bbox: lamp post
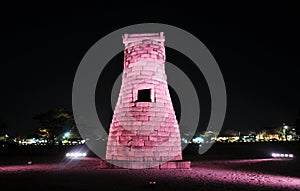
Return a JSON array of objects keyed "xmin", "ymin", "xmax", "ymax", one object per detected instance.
[{"xmin": 283, "ymin": 124, "xmax": 288, "ymax": 141}]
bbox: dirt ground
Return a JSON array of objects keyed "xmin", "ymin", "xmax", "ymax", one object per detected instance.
[
  {"xmin": 0, "ymin": 157, "xmax": 299, "ymax": 191},
  {"xmin": 0, "ymin": 143, "xmax": 299, "ymax": 191}
]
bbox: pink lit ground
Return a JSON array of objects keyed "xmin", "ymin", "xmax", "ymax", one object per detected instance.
[{"xmin": 0, "ymin": 156, "xmax": 299, "ymax": 191}]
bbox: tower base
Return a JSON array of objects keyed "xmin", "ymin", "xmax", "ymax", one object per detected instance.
[{"xmin": 99, "ymin": 160, "xmax": 191, "ymax": 169}]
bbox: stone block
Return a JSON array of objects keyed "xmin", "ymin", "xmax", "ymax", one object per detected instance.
[
  {"xmin": 143, "ymin": 65, "xmax": 157, "ymax": 71},
  {"xmin": 144, "ymin": 140, "xmax": 161, "ymax": 147},
  {"xmin": 132, "ymin": 140, "xmax": 145, "ymax": 147},
  {"xmin": 140, "ymin": 70, "xmax": 154, "ymax": 76},
  {"xmin": 131, "ymin": 162, "xmax": 146, "ymax": 169}
]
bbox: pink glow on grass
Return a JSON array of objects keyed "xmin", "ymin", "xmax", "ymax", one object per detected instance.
[
  {"xmin": 0, "ymin": 158, "xmax": 299, "ymax": 189},
  {"xmin": 219, "ymin": 158, "xmax": 289, "ymax": 164},
  {"xmin": 0, "ymin": 164, "xmax": 60, "ymax": 173},
  {"xmin": 0, "ymin": 157, "xmax": 98, "ymax": 173},
  {"xmin": 188, "ymin": 166, "xmax": 300, "ymax": 189}
]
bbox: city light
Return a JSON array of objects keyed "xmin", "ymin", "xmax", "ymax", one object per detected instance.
[
  {"xmin": 63, "ymin": 132, "xmax": 70, "ymax": 139},
  {"xmin": 192, "ymin": 137, "xmax": 205, "ymax": 144}
]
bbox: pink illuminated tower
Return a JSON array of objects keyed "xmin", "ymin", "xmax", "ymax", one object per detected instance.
[{"xmin": 106, "ymin": 33, "xmax": 189, "ymax": 169}]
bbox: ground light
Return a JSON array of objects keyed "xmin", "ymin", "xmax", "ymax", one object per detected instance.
[
  {"xmin": 271, "ymin": 153, "xmax": 294, "ymax": 158},
  {"xmin": 65, "ymin": 145, "xmax": 89, "ymax": 158},
  {"xmin": 66, "ymin": 152, "xmax": 87, "ymax": 158}
]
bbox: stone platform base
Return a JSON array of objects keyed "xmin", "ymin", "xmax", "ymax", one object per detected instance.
[
  {"xmin": 159, "ymin": 161, "xmax": 191, "ymax": 169},
  {"xmin": 99, "ymin": 160, "xmax": 191, "ymax": 169}
]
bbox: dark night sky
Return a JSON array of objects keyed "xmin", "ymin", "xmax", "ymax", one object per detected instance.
[{"xmin": 1, "ymin": 2, "xmax": 299, "ymax": 136}]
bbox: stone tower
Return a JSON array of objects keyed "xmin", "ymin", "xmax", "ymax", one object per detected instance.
[{"xmin": 106, "ymin": 32, "xmax": 184, "ymax": 169}]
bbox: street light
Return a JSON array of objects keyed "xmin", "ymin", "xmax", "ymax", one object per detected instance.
[{"xmin": 64, "ymin": 132, "xmax": 70, "ymax": 139}]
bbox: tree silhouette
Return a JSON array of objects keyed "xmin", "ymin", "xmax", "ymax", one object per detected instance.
[
  {"xmin": 0, "ymin": 118, "xmax": 8, "ymax": 136},
  {"xmin": 33, "ymin": 108, "xmax": 74, "ymax": 145},
  {"xmin": 223, "ymin": 129, "xmax": 239, "ymax": 137},
  {"xmin": 295, "ymin": 108, "xmax": 300, "ymax": 135}
]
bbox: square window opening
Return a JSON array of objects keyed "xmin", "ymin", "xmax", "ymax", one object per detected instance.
[{"xmin": 136, "ymin": 89, "xmax": 151, "ymax": 102}]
